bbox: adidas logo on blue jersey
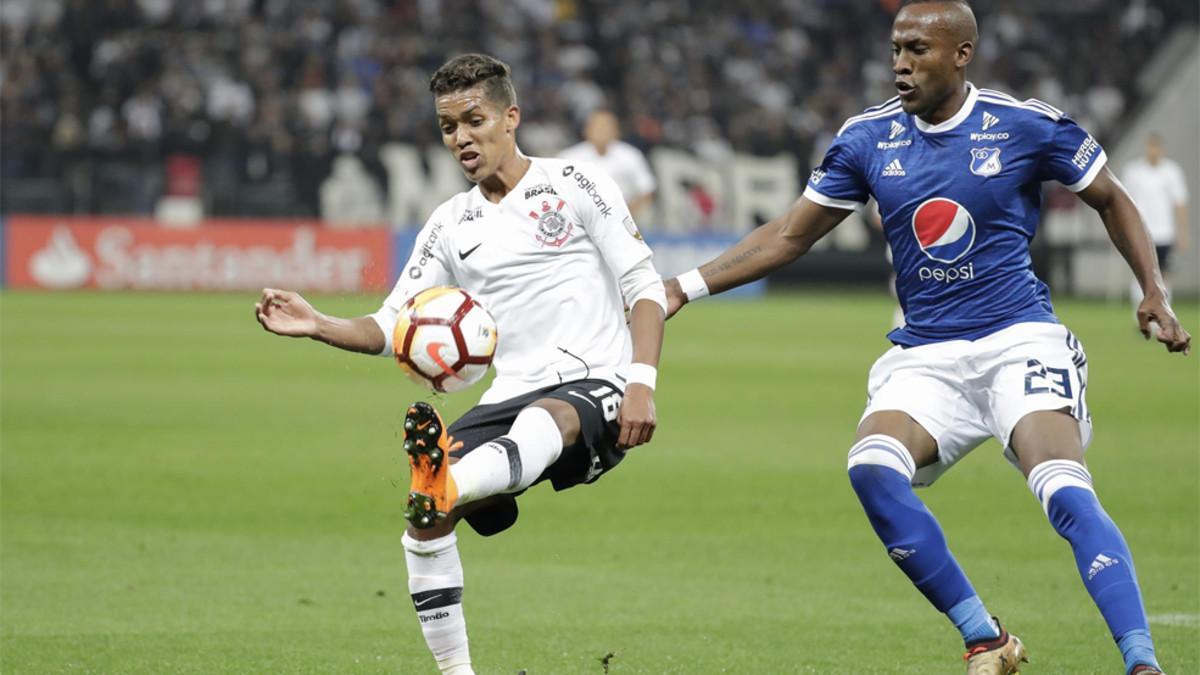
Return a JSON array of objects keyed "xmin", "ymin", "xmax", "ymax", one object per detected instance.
[{"xmin": 882, "ymin": 159, "xmax": 906, "ymax": 177}]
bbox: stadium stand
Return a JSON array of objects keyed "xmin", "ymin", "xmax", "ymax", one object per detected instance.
[{"xmin": 1, "ymin": 0, "xmax": 1197, "ymax": 217}]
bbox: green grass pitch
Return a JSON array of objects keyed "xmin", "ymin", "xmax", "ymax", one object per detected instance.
[{"xmin": 2, "ymin": 291, "xmax": 1197, "ymax": 674}]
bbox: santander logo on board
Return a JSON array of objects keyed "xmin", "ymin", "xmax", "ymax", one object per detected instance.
[
  {"xmin": 913, "ymin": 197, "xmax": 976, "ymax": 283},
  {"xmin": 30, "ymin": 227, "xmax": 93, "ymax": 289}
]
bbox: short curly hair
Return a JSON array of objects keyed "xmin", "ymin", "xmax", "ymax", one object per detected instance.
[{"xmin": 429, "ymin": 53, "xmax": 517, "ymax": 109}]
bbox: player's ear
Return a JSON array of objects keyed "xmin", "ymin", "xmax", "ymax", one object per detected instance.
[
  {"xmin": 955, "ymin": 40, "xmax": 974, "ymax": 68},
  {"xmin": 505, "ymin": 104, "xmax": 521, "ymax": 135}
]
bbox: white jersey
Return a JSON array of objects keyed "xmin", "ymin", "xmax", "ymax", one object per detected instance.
[
  {"xmin": 374, "ymin": 156, "xmax": 655, "ymax": 404},
  {"xmin": 559, "ymin": 140, "xmax": 657, "ymax": 204},
  {"xmin": 1122, "ymin": 157, "xmax": 1188, "ymax": 244}
]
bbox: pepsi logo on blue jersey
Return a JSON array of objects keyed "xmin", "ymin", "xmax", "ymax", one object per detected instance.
[
  {"xmin": 913, "ymin": 198, "xmax": 974, "ymax": 264},
  {"xmin": 803, "ymin": 83, "xmax": 1108, "ymax": 347}
]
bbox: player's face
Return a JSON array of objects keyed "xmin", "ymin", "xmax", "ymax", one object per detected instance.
[
  {"xmin": 436, "ymin": 86, "xmax": 519, "ymax": 182},
  {"xmin": 584, "ymin": 111, "xmax": 619, "ymax": 149},
  {"xmin": 891, "ymin": 7, "xmax": 973, "ymax": 118},
  {"xmin": 1146, "ymin": 137, "xmax": 1163, "ymax": 163}
]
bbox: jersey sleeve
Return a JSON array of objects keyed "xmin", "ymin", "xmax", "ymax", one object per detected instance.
[
  {"xmin": 1037, "ymin": 115, "xmax": 1107, "ymax": 192},
  {"xmin": 571, "ymin": 164, "xmax": 656, "ymax": 278},
  {"xmin": 802, "ymin": 131, "xmax": 870, "ymax": 210},
  {"xmin": 369, "ymin": 211, "xmax": 454, "ymax": 356}
]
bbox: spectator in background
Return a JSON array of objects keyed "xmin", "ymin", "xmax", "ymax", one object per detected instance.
[
  {"xmin": 559, "ymin": 108, "xmax": 656, "ymax": 223},
  {"xmin": 1122, "ymin": 132, "xmax": 1190, "ymax": 309}
]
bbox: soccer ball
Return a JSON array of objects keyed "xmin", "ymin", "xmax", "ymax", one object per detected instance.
[{"xmin": 393, "ymin": 287, "xmax": 497, "ymax": 393}]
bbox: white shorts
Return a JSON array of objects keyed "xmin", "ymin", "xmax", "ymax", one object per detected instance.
[{"xmin": 860, "ymin": 322, "xmax": 1092, "ymax": 487}]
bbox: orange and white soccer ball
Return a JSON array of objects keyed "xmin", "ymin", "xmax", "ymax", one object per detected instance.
[{"xmin": 393, "ymin": 287, "xmax": 497, "ymax": 393}]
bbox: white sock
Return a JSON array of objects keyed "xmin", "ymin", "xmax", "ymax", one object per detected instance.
[
  {"xmin": 402, "ymin": 532, "xmax": 473, "ymax": 675},
  {"xmin": 451, "ymin": 406, "xmax": 564, "ymax": 503}
]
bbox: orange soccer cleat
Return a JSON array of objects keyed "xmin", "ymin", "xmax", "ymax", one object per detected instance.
[{"xmin": 402, "ymin": 401, "xmax": 462, "ymax": 529}]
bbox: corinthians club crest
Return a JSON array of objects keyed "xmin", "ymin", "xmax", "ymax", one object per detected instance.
[
  {"xmin": 969, "ymin": 147, "xmax": 1002, "ymax": 177},
  {"xmin": 530, "ymin": 199, "xmax": 573, "ymax": 247}
]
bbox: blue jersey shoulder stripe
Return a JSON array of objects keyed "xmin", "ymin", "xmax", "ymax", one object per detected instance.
[
  {"xmin": 978, "ymin": 89, "xmax": 1064, "ymax": 120},
  {"xmin": 978, "ymin": 88, "xmax": 1018, "ymax": 102},
  {"xmin": 863, "ymin": 96, "xmax": 901, "ymax": 113},
  {"xmin": 1025, "ymin": 97, "xmax": 1065, "ymax": 117},
  {"xmin": 978, "ymin": 88, "xmax": 1064, "ymax": 115},
  {"xmin": 837, "ymin": 101, "xmax": 904, "ymax": 136},
  {"xmin": 977, "ymin": 94, "xmax": 1062, "ymax": 121}
]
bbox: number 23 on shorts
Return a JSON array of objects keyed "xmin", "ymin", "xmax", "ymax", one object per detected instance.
[{"xmin": 1024, "ymin": 358, "xmax": 1073, "ymax": 399}]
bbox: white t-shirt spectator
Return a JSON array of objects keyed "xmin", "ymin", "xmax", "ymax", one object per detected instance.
[
  {"xmin": 1122, "ymin": 158, "xmax": 1188, "ymax": 244},
  {"xmin": 559, "ymin": 140, "xmax": 656, "ymax": 207}
]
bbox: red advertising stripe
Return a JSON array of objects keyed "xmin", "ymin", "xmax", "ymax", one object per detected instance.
[{"xmin": 5, "ymin": 216, "xmax": 392, "ymax": 292}]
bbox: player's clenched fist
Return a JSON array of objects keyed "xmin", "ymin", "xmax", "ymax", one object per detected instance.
[
  {"xmin": 617, "ymin": 383, "xmax": 656, "ymax": 449},
  {"xmin": 256, "ymin": 288, "xmax": 319, "ymax": 337},
  {"xmin": 1137, "ymin": 294, "xmax": 1192, "ymax": 354}
]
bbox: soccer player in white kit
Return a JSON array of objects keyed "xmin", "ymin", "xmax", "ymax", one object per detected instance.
[
  {"xmin": 1122, "ymin": 133, "xmax": 1190, "ymax": 309},
  {"xmin": 255, "ymin": 54, "xmax": 666, "ymax": 674},
  {"xmin": 559, "ymin": 109, "xmax": 657, "ymax": 222}
]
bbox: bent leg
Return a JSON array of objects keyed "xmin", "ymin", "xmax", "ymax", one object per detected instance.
[
  {"xmin": 451, "ymin": 398, "xmax": 578, "ymax": 503},
  {"xmin": 1014, "ymin": 410, "xmax": 1160, "ymax": 674},
  {"xmin": 850, "ymin": 412, "xmax": 1000, "ymax": 645}
]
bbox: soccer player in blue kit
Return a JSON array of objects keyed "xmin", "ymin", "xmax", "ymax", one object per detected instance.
[{"xmin": 664, "ymin": 1, "xmax": 1190, "ymax": 673}]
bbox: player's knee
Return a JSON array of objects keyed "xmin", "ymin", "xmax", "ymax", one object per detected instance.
[
  {"xmin": 528, "ymin": 398, "xmax": 580, "ymax": 446},
  {"xmin": 1010, "ymin": 409, "xmax": 1083, "ymax": 473},
  {"xmin": 847, "ymin": 434, "xmax": 917, "ymax": 482}
]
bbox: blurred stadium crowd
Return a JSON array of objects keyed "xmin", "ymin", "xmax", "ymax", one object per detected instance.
[{"xmin": 1, "ymin": 0, "xmax": 1197, "ymax": 218}]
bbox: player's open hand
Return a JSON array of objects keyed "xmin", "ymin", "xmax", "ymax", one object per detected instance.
[
  {"xmin": 664, "ymin": 277, "xmax": 686, "ymax": 320},
  {"xmin": 617, "ymin": 383, "xmax": 656, "ymax": 449},
  {"xmin": 256, "ymin": 288, "xmax": 319, "ymax": 338},
  {"xmin": 1137, "ymin": 292, "xmax": 1191, "ymax": 354}
]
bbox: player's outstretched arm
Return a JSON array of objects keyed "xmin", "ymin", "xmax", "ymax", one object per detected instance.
[
  {"xmin": 255, "ymin": 288, "xmax": 387, "ymax": 355},
  {"xmin": 1078, "ymin": 170, "xmax": 1191, "ymax": 354},
  {"xmin": 665, "ymin": 198, "xmax": 850, "ymax": 317}
]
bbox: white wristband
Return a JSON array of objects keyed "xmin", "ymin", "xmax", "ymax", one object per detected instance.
[
  {"xmin": 676, "ymin": 268, "xmax": 710, "ymax": 302},
  {"xmin": 626, "ymin": 363, "xmax": 657, "ymax": 390}
]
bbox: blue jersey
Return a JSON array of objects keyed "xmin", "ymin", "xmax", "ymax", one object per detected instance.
[{"xmin": 805, "ymin": 84, "xmax": 1107, "ymax": 346}]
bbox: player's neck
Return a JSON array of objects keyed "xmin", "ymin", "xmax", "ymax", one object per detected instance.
[
  {"xmin": 921, "ymin": 81, "xmax": 970, "ymax": 126},
  {"xmin": 477, "ymin": 151, "xmax": 532, "ymax": 203}
]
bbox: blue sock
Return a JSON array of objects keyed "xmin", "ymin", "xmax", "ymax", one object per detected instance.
[
  {"xmin": 848, "ymin": 435, "xmax": 996, "ymax": 644},
  {"xmin": 1117, "ymin": 630, "xmax": 1158, "ymax": 674},
  {"xmin": 1030, "ymin": 461, "xmax": 1158, "ymax": 673},
  {"xmin": 948, "ymin": 596, "xmax": 1000, "ymax": 644}
]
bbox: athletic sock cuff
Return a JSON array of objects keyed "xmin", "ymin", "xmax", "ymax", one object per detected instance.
[
  {"xmin": 402, "ymin": 531, "xmax": 458, "ymax": 556},
  {"xmin": 848, "ymin": 434, "xmax": 917, "ymax": 480},
  {"xmin": 1027, "ymin": 459, "xmax": 1094, "ymax": 514}
]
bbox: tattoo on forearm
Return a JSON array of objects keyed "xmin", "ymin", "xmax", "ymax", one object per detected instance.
[{"xmin": 704, "ymin": 245, "xmax": 762, "ymax": 278}]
